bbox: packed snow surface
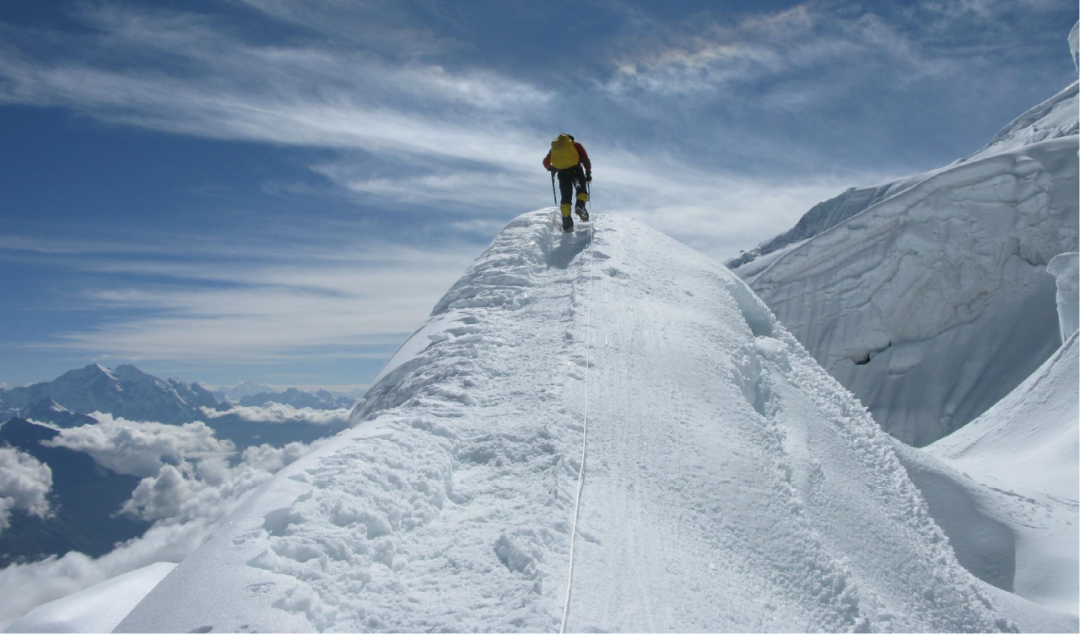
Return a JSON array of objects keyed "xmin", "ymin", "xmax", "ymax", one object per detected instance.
[
  {"xmin": 1048, "ymin": 252, "xmax": 1079, "ymax": 342},
  {"xmin": 737, "ymin": 136, "xmax": 1078, "ymax": 446},
  {"xmin": 7, "ymin": 562, "xmax": 175, "ymax": 633},
  {"xmin": 117, "ymin": 212, "xmax": 1070, "ymax": 632},
  {"xmin": 916, "ymin": 333, "xmax": 1079, "ymax": 614}
]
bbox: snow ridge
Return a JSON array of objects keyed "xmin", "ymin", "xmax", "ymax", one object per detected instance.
[
  {"xmin": 727, "ymin": 179, "xmax": 917, "ymax": 274},
  {"xmin": 968, "ymin": 81, "xmax": 1079, "ymax": 161},
  {"xmin": 560, "ymin": 255, "xmax": 592, "ymax": 634},
  {"xmin": 118, "ymin": 211, "xmax": 1040, "ymax": 632}
]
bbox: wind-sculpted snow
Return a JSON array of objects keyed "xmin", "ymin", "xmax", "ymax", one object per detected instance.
[
  {"xmin": 732, "ymin": 52, "xmax": 1080, "ymax": 448},
  {"xmin": 731, "ymin": 71, "xmax": 1079, "ymax": 278},
  {"xmin": 740, "ymin": 137, "xmax": 1079, "ymax": 446},
  {"xmin": 967, "ymin": 81, "xmax": 1079, "ymax": 162},
  {"xmin": 8, "ymin": 562, "xmax": 176, "ymax": 634},
  {"xmin": 921, "ymin": 334, "xmax": 1079, "ymax": 615},
  {"xmin": 114, "ymin": 211, "xmax": 1070, "ymax": 632},
  {"xmin": 1048, "ymin": 252, "xmax": 1079, "ymax": 342},
  {"xmin": 727, "ymin": 179, "xmax": 917, "ymax": 274}
]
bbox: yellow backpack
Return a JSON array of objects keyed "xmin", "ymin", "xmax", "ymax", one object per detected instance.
[{"xmin": 549, "ymin": 134, "xmax": 580, "ymax": 170}]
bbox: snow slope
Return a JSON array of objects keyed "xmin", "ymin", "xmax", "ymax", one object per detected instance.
[
  {"xmin": 736, "ymin": 135, "xmax": 1078, "ymax": 447},
  {"xmin": 965, "ymin": 81, "xmax": 1079, "ymax": 162},
  {"xmin": 892, "ymin": 435, "xmax": 1079, "ymax": 618},
  {"xmin": 7, "ymin": 562, "xmax": 175, "ymax": 633},
  {"xmin": 730, "ymin": 74, "xmax": 1079, "ymax": 279},
  {"xmin": 934, "ymin": 334, "xmax": 1080, "ymax": 614},
  {"xmin": 730, "ymin": 36, "xmax": 1079, "ymax": 446},
  {"xmin": 927, "ymin": 333, "xmax": 1078, "ymax": 503},
  {"xmin": 727, "ymin": 179, "xmax": 918, "ymax": 274},
  {"xmin": 116, "ymin": 211, "xmax": 1071, "ymax": 632}
]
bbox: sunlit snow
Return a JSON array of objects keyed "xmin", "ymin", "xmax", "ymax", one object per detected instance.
[
  {"xmin": 1048, "ymin": 252, "xmax": 1079, "ymax": 343},
  {"xmin": 924, "ymin": 334, "xmax": 1079, "ymax": 614},
  {"xmin": 7, "ymin": 562, "xmax": 176, "ymax": 633},
  {"xmin": 115, "ymin": 212, "xmax": 1073, "ymax": 632},
  {"xmin": 736, "ymin": 134, "xmax": 1078, "ymax": 447}
]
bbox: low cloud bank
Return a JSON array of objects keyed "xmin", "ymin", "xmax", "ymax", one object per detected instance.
[
  {"xmin": 200, "ymin": 403, "xmax": 352, "ymax": 426},
  {"xmin": 43, "ymin": 415, "xmax": 234, "ymax": 478},
  {"xmin": 0, "ymin": 417, "xmax": 330, "ymax": 629},
  {"xmin": 120, "ymin": 442, "xmax": 318, "ymax": 522},
  {"xmin": 0, "ymin": 447, "xmax": 53, "ymax": 532}
]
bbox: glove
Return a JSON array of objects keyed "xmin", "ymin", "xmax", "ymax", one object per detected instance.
[
  {"xmin": 549, "ymin": 167, "xmax": 558, "ymax": 175},
  {"xmin": 585, "ymin": 174, "xmax": 593, "ymax": 182}
]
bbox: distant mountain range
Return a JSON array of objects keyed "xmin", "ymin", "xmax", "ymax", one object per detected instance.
[
  {"xmin": 0, "ymin": 364, "xmax": 216, "ymax": 425},
  {"xmin": 237, "ymin": 388, "xmax": 355, "ymax": 410},
  {"xmin": 0, "ymin": 365, "xmax": 363, "ymax": 426},
  {"xmin": 0, "ymin": 364, "xmax": 357, "ymax": 568},
  {"xmin": 210, "ymin": 381, "xmax": 276, "ymax": 404}
]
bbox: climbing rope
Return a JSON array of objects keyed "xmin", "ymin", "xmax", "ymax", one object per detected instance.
[{"xmin": 560, "ymin": 218, "xmax": 595, "ymax": 633}]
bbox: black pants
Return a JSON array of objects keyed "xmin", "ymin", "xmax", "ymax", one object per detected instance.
[{"xmin": 557, "ymin": 165, "xmax": 587, "ymax": 205}]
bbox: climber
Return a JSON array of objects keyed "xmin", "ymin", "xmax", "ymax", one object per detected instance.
[{"xmin": 543, "ymin": 133, "xmax": 592, "ymax": 232}]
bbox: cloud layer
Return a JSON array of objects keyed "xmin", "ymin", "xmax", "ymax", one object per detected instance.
[
  {"xmin": 0, "ymin": 447, "xmax": 53, "ymax": 533},
  {"xmin": 201, "ymin": 404, "xmax": 352, "ymax": 426},
  {"xmin": 43, "ymin": 416, "xmax": 234, "ymax": 478},
  {"xmin": 0, "ymin": 415, "xmax": 331, "ymax": 629}
]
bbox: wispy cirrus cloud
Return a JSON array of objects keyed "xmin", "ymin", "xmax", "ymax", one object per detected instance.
[
  {"xmin": 2, "ymin": 231, "xmax": 478, "ymax": 362},
  {"xmin": 231, "ymin": 0, "xmax": 462, "ymax": 57},
  {"xmin": 2, "ymin": 0, "xmax": 1068, "ymax": 388},
  {"xmin": 0, "ymin": 1, "xmax": 881, "ymax": 251},
  {"xmin": 601, "ymin": 0, "xmax": 1067, "ymax": 104}
]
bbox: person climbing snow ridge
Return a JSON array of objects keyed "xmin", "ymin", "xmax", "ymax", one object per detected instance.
[{"xmin": 543, "ymin": 133, "xmax": 592, "ymax": 232}]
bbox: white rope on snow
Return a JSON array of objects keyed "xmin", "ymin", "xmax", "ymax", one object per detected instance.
[{"xmin": 560, "ymin": 217, "xmax": 595, "ymax": 634}]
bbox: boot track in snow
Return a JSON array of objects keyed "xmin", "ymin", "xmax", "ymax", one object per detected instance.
[{"xmin": 115, "ymin": 210, "xmax": 1075, "ymax": 633}]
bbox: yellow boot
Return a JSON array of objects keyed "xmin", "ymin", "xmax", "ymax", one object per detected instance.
[
  {"xmin": 575, "ymin": 192, "xmax": 590, "ymax": 221},
  {"xmin": 560, "ymin": 204, "xmax": 574, "ymax": 232}
]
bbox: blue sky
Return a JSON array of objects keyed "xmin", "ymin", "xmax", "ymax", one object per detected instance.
[{"xmin": 0, "ymin": 0, "xmax": 1075, "ymax": 390}]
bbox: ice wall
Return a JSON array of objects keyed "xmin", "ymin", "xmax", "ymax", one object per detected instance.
[
  {"xmin": 742, "ymin": 137, "xmax": 1078, "ymax": 446},
  {"xmin": 1048, "ymin": 252, "xmax": 1079, "ymax": 343}
]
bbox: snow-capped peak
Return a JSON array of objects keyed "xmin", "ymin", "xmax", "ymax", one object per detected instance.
[
  {"xmin": 92, "ymin": 362, "xmax": 115, "ymax": 377},
  {"xmin": 0, "ymin": 364, "xmax": 219, "ymax": 424}
]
